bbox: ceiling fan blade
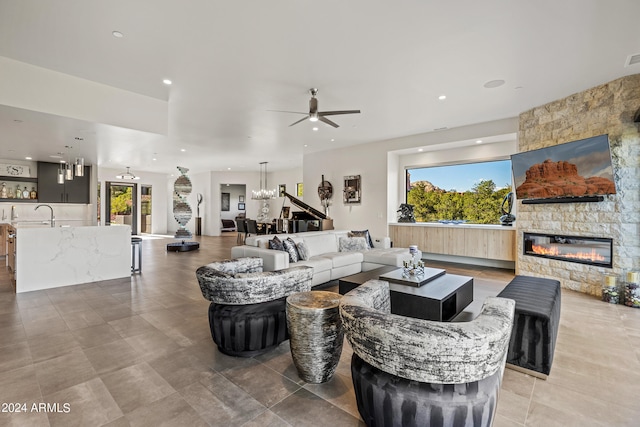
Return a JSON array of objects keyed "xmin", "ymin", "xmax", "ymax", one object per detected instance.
[
  {"xmin": 268, "ymin": 110, "xmax": 308, "ymax": 115},
  {"xmin": 319, "ymin": 110, "xmax": 361, "ymax": 117},
  {"xmin": 318, "ymin": 116, "xmax": 339, "ymax": 128},
  {"xmin": 289, "ymin": 116, "xmax": 310, "ymax": 127}
]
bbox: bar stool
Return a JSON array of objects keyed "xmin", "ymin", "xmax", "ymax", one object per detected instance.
[{"xmin": 131, "ymin": 236, "xmax": 142, "ymax": 274}]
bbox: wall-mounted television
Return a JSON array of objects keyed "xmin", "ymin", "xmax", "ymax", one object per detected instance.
[{"xmin": 511, "ymin": 134, "xmax": 616, "ymax": 203}]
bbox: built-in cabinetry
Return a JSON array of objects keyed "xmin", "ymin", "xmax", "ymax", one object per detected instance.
[
  {"xmin": 0, "ymin": 223, "xmax": 6, "ymax": 257},
  {"xmin": 389, "ymin": 223, "xmax": 516, "ymax": 262},
  {"xmin": 37, "ymin": 162, "xmax": 90, "ymax": 204}
]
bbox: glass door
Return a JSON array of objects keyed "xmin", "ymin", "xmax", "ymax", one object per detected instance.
[
  {"xmin": 141, "ymin": 185, "xmax": 152, "ymax": 234},
  {"xmin": 105, "ymin": 182, "xmax": 138, "ymax": 234}
]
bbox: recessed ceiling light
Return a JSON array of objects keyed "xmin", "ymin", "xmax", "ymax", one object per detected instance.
[
  {"xmin": 418, "ymin": 149, "xmax": 423, "ymax": 152},
  {"xmin": 304, "ymin": 144, "xmax": 308, "ymax": 147},
  {"xmin": 112, "ymin": 31, "xmax": 123, "ymax": 38},
  {"xmin": 227, "ymin": 168, "xmax": 231, "ymax": 170},
  {"xmin": 330, "ymin": 139, "xmax": 335, "ymax": 142},
  {"xmin": 25, "ymin": 156, "xmax": 32, "ymax": 160},
  {"xmin": 476, "ymin": 140, "xmax": 483, "ymax": 144},
  {"xmin": 312, "ymin": 127, "xmax": 319, "ymax": 131},
  {"xmin": 483, "ymin": 80, "xmax": 505, "ymax": 89},
  {"xmin": 438, "ymin": 95, "xmax": 447, "ymax": 100},
  {"xmin": 152, "ymin": 158, "xmax": 157, "ymax": 161},
  {"xmin": 180, "ymin": 148, "xmax": 186, "ymax": 152},
  {"xmin": 163, "ymin": 79, "xmax": 172, "ymax": 85}
]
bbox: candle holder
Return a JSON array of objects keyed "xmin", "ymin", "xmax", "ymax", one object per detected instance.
[
  {"xmin": 601, "ymin": 274, "xmax": 620, "ymax": 304},
  {"xmin": 402, "ymin": 259, "xmax": 425, "ymax": 277},
  {"xmin": 623, "ymin": 271, "xmax": 640, "ymax": 308}
]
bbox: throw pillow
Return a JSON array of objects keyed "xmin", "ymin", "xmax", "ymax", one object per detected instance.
[
  {"xmin": 268, "ymin": 236, "xmax": 285, "ymax": 251},
  {"xmin": 296, "ymin": 241, "xmax": 310, "ymax": 261},
  {"xmin": 349, "ymin": 230, "xmax": 374, "ymax": 249},
  {"xmin": 282, "ymin": 237, "xmax": 300, "ymax": 263},
  {"xmin": 339, "ymin": 236, "xmax": 368, "ymax": 252}
]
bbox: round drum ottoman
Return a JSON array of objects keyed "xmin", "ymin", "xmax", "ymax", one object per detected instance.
[
  {"xmin": 208, "ymin": 296, "xmax": 289, "ymax": 357},
  {"xmin": 351, "ymin": 353, "xmax": 502, "ymax": 427}
]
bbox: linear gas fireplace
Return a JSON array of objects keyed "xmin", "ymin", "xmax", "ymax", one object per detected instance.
[{"xmin": 523, "ymin": 232, "xmax": 613, "ymax": 268}]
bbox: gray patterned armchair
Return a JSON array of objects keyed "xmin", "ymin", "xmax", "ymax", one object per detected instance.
[
  {"xmin": 196, "ymin": 257, "xmax": 313, "ymax": 357},
  {"xmin": 339, "ymin": 280, "xmax": 515, "ymax": 427}
]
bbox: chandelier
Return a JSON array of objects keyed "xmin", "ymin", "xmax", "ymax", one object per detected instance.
[{"xmin": 252, "ymin": 162, "xmax": 276, "ymax": 200}]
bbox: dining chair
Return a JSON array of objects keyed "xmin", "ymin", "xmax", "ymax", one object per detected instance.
[{"xmin": 236, "ymin": 219, "xmax": 246, "ymax": 244}]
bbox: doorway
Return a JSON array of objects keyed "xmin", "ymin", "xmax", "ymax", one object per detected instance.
[
  {"xmin": 105, "ymin": 182, "xmax": 138, "ymax": 234},
  {"xmin": 141, "ymin": 185, "xmax": 152, "ymax": 234}
]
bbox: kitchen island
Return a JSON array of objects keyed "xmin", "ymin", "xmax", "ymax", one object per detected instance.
[{"xmin": 15, "ymin": 225, "xmax": 131, "ymax": 293}]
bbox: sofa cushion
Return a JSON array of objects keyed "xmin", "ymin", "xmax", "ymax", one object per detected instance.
[
  {"xmin": 362, "ymin": 248, "xmax": 417, "ymax": 267},
  {"xmin": 292, "ymin": 256, "xmax": 333, "ymax": 273},
  {"xmin": 339, "ymin": 236, "xmax": 369, "ymax": 252},
  {"xmin": 303, "ymin": 233, "xmax": 339, "ymax": 258},
  {"xmin": 282, "ymin": 238, "xmax": 300, "ymax": 263},
  {"xmin": 320, "ymin": 251, "xmax": 364, "ymax": 268},
  {"xmin": 349, "ymin": 230, "xmax": 374, "ymax": 248}
]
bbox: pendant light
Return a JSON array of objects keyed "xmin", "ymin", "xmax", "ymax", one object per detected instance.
[
  {"xmin": 57, "ymin": 162, "xmax": 65, "ymax": 184},
  {"xmin": 74, "ymin": 157, "xmax": 85, "ymax": 177},
  {"xmin": 73, "ymin": 137, "xmax": 85, "ymax": 177},
  {"xmin": 116, "ymin": 167, "xmax": 140, "ymax": 180},
  {"xmin": 64, "ymin": 145, "xmax": 73, "ymax": 181}
]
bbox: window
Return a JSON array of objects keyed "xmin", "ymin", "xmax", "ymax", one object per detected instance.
[{"xmin": 406, "ymin": 159, "xmax": 512, "ymax": 224}]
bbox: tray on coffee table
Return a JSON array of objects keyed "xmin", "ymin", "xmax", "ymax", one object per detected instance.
[{"xmin": 379, "ymin": 267, "xmax": 446, "ymax": 288}]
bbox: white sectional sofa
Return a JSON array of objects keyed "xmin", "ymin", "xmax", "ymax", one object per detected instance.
[{"xmin": 231, "ymin": 230, "xmax": 422, "ymax": 287}]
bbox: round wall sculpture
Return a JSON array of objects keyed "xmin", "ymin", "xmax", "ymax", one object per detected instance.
[{"xmin": 173, "ymin": 166, "xmax": 193, "ymax": 238}]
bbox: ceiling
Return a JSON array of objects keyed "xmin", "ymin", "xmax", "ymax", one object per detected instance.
[{"xmin": 0, "ymin": 0, "xmax": 639, "ymax": 175}]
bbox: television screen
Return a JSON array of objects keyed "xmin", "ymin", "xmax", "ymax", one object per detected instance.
[{"xmin": 511, "ymin": 134, "xmax": 616, "ymax": 200}]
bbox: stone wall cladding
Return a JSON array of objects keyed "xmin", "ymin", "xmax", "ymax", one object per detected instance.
[{"xmin": 517, "ymin": 74, "xmax": 640, "ymax": 297}]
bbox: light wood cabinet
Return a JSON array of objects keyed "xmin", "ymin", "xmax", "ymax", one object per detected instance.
[
  {"xmin": 389, "ymin": 224, "xmax": 516, "ymax": 262},
  {"xmin": 0, "ymin": 224, "xmax": 6, "ymax": 257}
]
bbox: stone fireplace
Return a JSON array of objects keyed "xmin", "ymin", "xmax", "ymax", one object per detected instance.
[
  {"xmin": 523, "ymin": 232, "xmax": 613, "ymax": 269},
  {"xmin": 516, "ymin": 74, "xmax": 640, "ymax": 296}
]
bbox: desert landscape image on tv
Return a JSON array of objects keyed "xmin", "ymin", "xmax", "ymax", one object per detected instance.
[{"xmin": 512, "ymin": 134, "xmax": 616, "ymax": 200}]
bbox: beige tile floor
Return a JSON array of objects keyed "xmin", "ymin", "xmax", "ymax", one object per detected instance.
[{"xmin": 0, "ymin": 233, "xmax": 639, "ymax": 426}]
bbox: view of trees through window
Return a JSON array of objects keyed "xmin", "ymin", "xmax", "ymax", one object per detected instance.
[{"xmin": 406, "ymin": 160, "xmax": 512, "ymax": 224}]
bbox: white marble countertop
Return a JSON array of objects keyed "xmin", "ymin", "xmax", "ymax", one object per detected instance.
[{"xmin": 15, "ymin": 225, "xmax": 131, "ymax": 293}]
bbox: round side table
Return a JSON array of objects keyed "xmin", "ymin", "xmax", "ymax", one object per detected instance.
[{"xmin": 286, "ymin": 291, "xmax": 343, "ymax": 383}]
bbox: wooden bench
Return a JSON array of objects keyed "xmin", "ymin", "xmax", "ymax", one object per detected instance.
[{"xmin": 497, "ymin": 275, "xmax": 561, "ymax": 379}]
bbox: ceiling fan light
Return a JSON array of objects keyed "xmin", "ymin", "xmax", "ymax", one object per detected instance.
[{"xmin": 309, "ymin": 116, "xmax": 319, "ymax": 122}]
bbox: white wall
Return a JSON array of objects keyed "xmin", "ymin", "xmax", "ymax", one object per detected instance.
[
  {"xmin": 98, "ymin": 167, "xmax": 169, "ymax": 235},
  {"xmin": 303, "ymin": 118, "xmax": 518, "ymax": 238}
]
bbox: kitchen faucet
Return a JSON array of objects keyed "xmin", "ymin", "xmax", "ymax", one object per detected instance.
[{"xmin": 35, "ymin": 204, "xmax": 55, "ymax": 227}]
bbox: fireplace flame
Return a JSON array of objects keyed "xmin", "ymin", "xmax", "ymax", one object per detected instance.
[{"xmin": 531, "ymin": 244, "xmax": 606, "ymax": 262}]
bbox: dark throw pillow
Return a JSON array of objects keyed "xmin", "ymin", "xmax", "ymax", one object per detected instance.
[
  {"xmin": 283, "ymin": 237, "xmax": 300, "ymax": 263},
  {"xmin": 268, "ymin": 236, "xmax": 285, "ymax": 251}
]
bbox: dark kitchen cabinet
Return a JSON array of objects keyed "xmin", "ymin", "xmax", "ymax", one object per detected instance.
[{"xmin": 37, "ymin": 162, "xmax": 90, "ymax": 204}]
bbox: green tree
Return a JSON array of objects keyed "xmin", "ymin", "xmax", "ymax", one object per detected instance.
[{"xmin": 111, "ymin": 187, "xmax": 132, "ymax": 215}]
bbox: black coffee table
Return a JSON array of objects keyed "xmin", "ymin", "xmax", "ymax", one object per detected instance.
[{"xmin": 338, "ymin": 266, "xmax": 473, "ymax": 322}]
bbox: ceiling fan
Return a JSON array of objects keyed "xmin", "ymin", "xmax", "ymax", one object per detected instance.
[{"xmin": 276, "ymin": 88, "xmax": 360, "ymax": 128}]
